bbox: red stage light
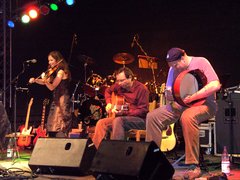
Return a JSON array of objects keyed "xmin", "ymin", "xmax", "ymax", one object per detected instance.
[
  {"xmin": 40, "ymin": 5, "xmax": 50, "ymax": 15},
  {"xmin": 27, "ymin": 6, "xmax": 39, "ymax": 19}
]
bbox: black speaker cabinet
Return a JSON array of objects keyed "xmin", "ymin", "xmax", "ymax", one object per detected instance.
[
  {"xmin": 28, "ymin": 138, "xmax": 96, "ymax": 175},
  {"xmin": 90, "ymin": 140, "xmax": 174, "ymax": 180},
  {"xmin": 216, "ymin": 93, "xmax": 240, "ymax": 154}
]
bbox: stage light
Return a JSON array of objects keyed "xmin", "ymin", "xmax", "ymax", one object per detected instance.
[
  {"xmin": 50, "ymin": 3, "xmax": 59, "ymax": 11},
  {"xmin": 40, "ymin": 4, "xmax": 50, "ymax": 15},
  {"xmin": 21, "ymin": 14, "xmax": 30, "ymax": 24},
  {"xmin": 28, "ymin": 8, "xmax": 39, "ymax": 19},
  {"xmin": 66, "ymin": 0, "xmax": 75, "ymax": 6},
  {"xmin": 7, "ymin": 20, "xmax": 15, "ymax": 28}
]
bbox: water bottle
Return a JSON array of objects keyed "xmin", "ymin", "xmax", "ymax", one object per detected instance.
[
  {"xmin": 221, "ymin": 146, "xmax": 230, "ymax": 175},
  {"xmin": 6, "ymin": 138, "xmax": 14, "ymax": 159}
]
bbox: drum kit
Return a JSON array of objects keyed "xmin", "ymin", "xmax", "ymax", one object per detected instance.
[{"xmin": 72, "ymin": 52, "xmax": 135, "ymax": 126}]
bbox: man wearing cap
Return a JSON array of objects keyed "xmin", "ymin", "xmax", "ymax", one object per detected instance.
[{"xmin": 146, "ymin": 47, "xmax": 221, "ymax": 179}]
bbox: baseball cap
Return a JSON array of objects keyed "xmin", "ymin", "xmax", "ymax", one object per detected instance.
[{"xmin": 166, "ymin": 48, "xmax": 185, "ymax": 62}]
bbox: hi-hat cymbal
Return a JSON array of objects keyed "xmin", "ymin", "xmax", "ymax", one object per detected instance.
[
  {"xmin": 78, "ymin": 54, "xmax": 94, "ymax": 64},
  {"xmin": 113, "ymin": 52, "xmax": 134, "ymax": 65}
]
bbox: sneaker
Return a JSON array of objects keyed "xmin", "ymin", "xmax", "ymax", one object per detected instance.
[{"xmin": 183, "ymin": 165, "xmax": 201, "ymax": 180}]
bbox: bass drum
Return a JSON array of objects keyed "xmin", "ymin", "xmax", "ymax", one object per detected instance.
[{"xmin": 79, "ymin": 98, "xmax": 106, "ymax": 126}]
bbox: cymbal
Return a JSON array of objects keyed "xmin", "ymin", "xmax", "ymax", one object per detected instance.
[
  {"xmin": 113, "ymin": 52, "xmax": 134, "ymax": 65},
  {"xmin": 78, "ymin": 54, "xmax": 94, "ymax": 64}
]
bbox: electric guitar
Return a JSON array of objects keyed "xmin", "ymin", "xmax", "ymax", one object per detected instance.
[
  {"xmin": 108, "ymin": 93, "xmax": 129, "ymax": 118},
  {"xmin": 159, "ymin": 83, "xmax": 177, "ymax": 152},
  {"xmin": 17, "ymin": 98, "xmax": 33, "ymax": 147},
  {"xmin": 33, "ymin": 98, "xmax": 49, "ymax": 145}
]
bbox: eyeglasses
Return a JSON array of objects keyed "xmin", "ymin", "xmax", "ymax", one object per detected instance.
[{"xmin": 116, "ymin": 78, "xmax": 127, "ymax": 83}]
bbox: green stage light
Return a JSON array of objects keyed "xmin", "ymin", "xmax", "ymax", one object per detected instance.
[{"xmin": 50, "ymin": 3, "xmax": 58, "ymax": 11}]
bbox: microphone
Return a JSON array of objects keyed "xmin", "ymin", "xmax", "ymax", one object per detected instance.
[
  {"xmin": 131, "ymin": 34, "xmax": 137, "ymax": 48},
  {"xmin": 25, "ymin": 59, "xmax": 37, "ymax": 63}
]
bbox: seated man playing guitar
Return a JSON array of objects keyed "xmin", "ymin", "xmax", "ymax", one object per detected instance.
[{"xmin": 92, "ymin": 67, "xmax": 149, "ymax": 149}]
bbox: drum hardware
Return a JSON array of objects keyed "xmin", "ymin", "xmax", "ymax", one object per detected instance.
[
  {"xmin": 71, "ymin": 80, "xmax": 82, "ymax": 112},
  {"xmin": 77, "ymin": 54, "xmax": 94, "ymax": 83},
  {"xmin": 79, "ymin": 98, "xmax": 106, "ymax": 126},
  {"xmin": 113, "ymin": 52, "xmax": 134, "ymax": 67},
  {"xmin": 103, "ymin": 74, "xmax": 116, "ymax": 87}
]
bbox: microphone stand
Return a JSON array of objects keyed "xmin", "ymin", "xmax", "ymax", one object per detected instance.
[
  {"xmin": 71, "ymin": 80, "xmax": 81, "ymax": 113},
  {"xmin": 10, "ymin": 62, "xmax": 28, "ymax": 159},
  {"xmin": 134, "ymin": 36, "xmax": 158, "ymax": 94},
  {"xmin": 84, "ymin": 62, "xmax": 88, "ymax": 84}
]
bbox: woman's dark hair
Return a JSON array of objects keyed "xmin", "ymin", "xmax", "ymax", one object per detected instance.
[{"xmin": 48, "ymin": 51, "xmax": 71, "ymax": 80}]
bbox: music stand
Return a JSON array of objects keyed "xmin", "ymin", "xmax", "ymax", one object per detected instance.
[{"xmin": 138, "ymin": 55, "xmax": 158, "ymax": 69}]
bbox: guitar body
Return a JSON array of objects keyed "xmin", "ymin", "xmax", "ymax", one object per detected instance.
[
  {"xmin": 17, "ymin": 126, "xmax": 33, "ymax": 147},
  {"xmin": 17, "ymin": 98, "xmax": 34, "ymax": 147},
  {"xmin": 160, "ymin": 124, "xmax": 176, "ymax": 152},
  {"xmin": 33, "ymin": 98, "xmax": 49, "ymax": 145},
  {"xmin": 108, "ymin": 93, "xmax": 127, "ymax": 118},
  {"xmin": 158, "ymin": 83, "xmax": 177, "ymax": 152},
  {"xmin": 33, "ymin": 128, "xmax": 46, "ymax": 145}
]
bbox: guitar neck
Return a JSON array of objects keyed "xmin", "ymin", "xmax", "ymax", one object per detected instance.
[
  {"xmin": 25, "ymin": 98, "xmax": 33, "ymax": 130},
  {"xmin": 41, "ymin": 106, "xmax": 46, "ymax": 130}
]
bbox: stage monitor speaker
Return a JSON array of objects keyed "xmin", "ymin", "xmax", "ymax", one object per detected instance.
[
  {"xmin": 90, "ymin": 140, "xmax": 174, "ymax": 180},
  {"xmin": 28, "ymin": 138, "xmax": 96, "ymax": 175},
  {"xmin": 216, "ymin": 93, "xmax": 240, "ymax": 154}
]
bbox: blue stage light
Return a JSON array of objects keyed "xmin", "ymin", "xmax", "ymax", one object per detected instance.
[
  {"xmin": 7, "ymin": 20, "xmax": 15, "ymax": 28},
  {"xmin": 66, "ymin": 0, "xmax": 75, "ymax": 6}
]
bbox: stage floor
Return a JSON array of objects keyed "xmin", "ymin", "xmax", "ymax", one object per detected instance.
[{"xmin": 0, "ymin": 147, "xmax": 240, "ymax": 179}]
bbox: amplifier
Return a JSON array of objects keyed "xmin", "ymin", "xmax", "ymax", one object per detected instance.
[{"xmin": 215, "ymin": 93, "xmax": 240, "ymax": 155}]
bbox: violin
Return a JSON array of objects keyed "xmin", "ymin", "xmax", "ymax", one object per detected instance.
[
  {"xmin": 42, "ymin": 65, "xmax": 58, "ymax": 79},
  {"xmin": 30, "ymin": 59, "xmax": 63, "ymax": 83}
]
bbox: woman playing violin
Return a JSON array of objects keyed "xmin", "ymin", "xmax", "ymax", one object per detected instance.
[{"xmin": 29, "ymin": 51, "xmax": 72, "ymax": 137}]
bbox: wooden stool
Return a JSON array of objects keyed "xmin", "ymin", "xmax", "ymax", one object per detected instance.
[
  {"xmin": 126, "ymin": 100, "xmax": 157, "ymax": 141},
  {"xmin": 127, "ymin": 129, "xmax": 146, "ymax": 141}
]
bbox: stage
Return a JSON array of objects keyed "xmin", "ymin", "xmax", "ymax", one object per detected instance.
[{"xmin": 0, "ymin": 145, "xmax": 240, "ymax": 180}]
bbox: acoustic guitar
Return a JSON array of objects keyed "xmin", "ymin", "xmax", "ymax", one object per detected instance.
[
  {"xmin": 33, "ymin": 98, "xmax": 49, "ymax": 145},
  {"xmin": 108, "ymin": 93, "xmax": 129, "ymax": 118},
  {"xmin": 17, "ymin": 98, "xmax": 33, "ymax": 147},
  {"xmin": 159, "ymin": 83, "xmax": 177, "ymax": 152}
]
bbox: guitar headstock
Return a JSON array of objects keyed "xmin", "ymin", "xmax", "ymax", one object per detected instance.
[
  {"xmin": 159, "ymin": 83, "xmax": 166, "ymax": 94},
  {"xmin": 29, "ymin": 98, "xmax": 34, "ymax": 107},
  {"xmin": 43, "ymin": 98, "xmax": 50, "ymax": 106}
]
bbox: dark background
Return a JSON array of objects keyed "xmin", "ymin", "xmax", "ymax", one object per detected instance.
[{"xmin": 10, "ymin": 0, "xmax": 240, "ymax": 125}]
